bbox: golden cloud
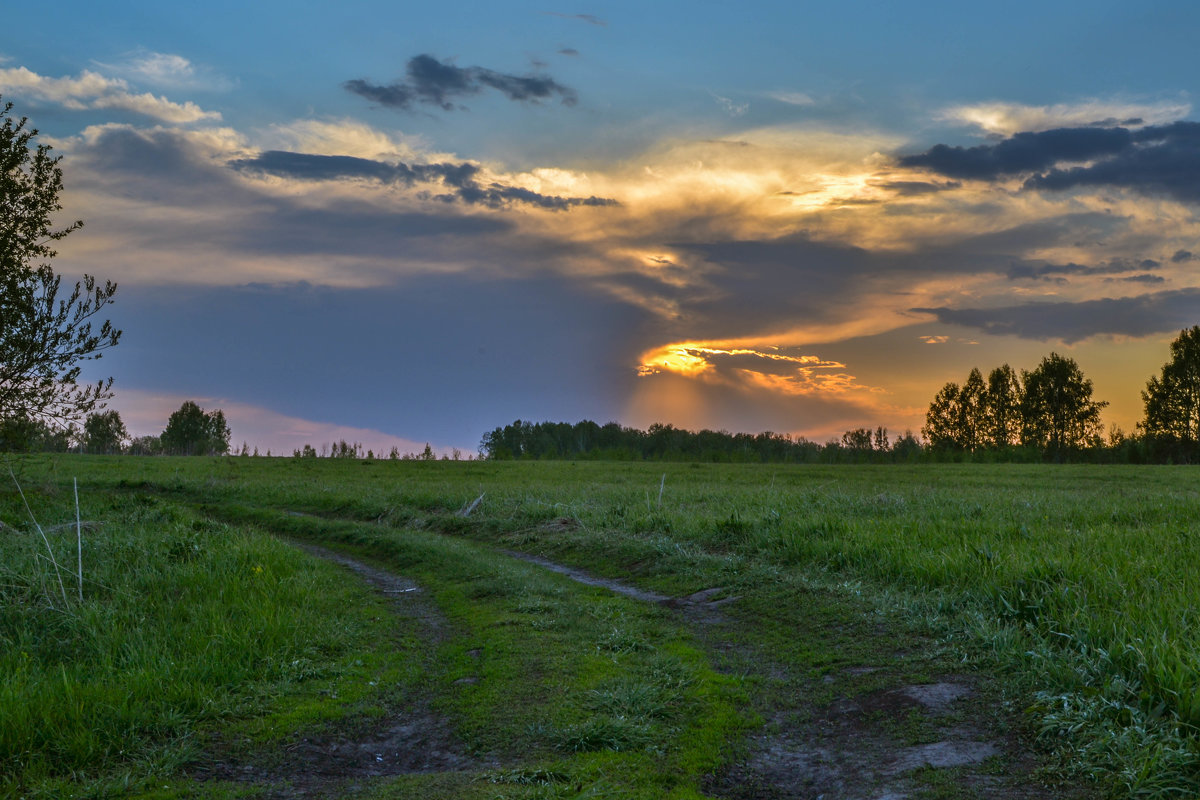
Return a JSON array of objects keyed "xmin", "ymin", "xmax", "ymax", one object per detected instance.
[{"xmin": 637, "ymin": 342, "xmax": 879, "ymax": 398}]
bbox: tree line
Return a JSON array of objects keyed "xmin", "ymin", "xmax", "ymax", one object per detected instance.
[
  {"xmin": 479, "ymin": 419, "xmax": 923, "ymax": 463},
  {"xmin": 924, "ymin": 331, "xmax": 1200, "ymax": 463},
  {"xmin": 289, "ymin": 441, "xmax": 464, "ymax": 460},
  {"xmin": 0, "ymin": 400, "xmax": 232, "ymax": 456},
  {"xmin": 480, "ymin": 330, "xmax": 1200, "ymax": 465},
  {"xmin": 922, "ymin": 353, "xmax": 1106, "ymax": 460}
]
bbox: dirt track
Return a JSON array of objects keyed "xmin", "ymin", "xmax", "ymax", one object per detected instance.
[{"xmin": 200, "ymin": 538, "xmax": 1076, "ymax": 799}]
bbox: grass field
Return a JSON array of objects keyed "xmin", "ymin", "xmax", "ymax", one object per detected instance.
[{"xmin": 2, "ymin": 455, "xmax": 1198, "ymax": 798}]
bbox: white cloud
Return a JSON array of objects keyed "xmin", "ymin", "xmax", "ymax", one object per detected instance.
[
  {"xmin": 93, "ymin": 51, "xmax": 233, "ymax": 91},
  {"xmin": 258, "ymin": 118, "xmax": 434, "ymax": 161},
  {"xmin": 768, "ymin": 91, "xmax": 815, "ymax": 106},
  {"xmin": 939, "ymin": 98, "xmax": 1191, "ymax": 136},
  {"xmin": 0, "ymin": 65, "xmax": 220, "ymax": 123},
  {"xmin": 93, "ymin": 91, "xmax": 220, "ymax": 123},
  {"xmin": 711, "ymin": 92, "xmax": 749, "ymax": 117}
]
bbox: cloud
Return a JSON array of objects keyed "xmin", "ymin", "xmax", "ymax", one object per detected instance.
[
  {"xmin": 344, "ymin": 54, "xmax": 577, "ymax": 111},
  {"xmin": 230, "ymin": 150, "xmax": 619, "ymax": 209},
  {"xmin": 1106, "ymin": 274, "xmax": 1165, "ymax": 284},
  {"xmin": 92, "ymin": 51, "xmax": 233, "ymax": 91},
  {"xmin": 1005, "ymin": 257, "xmax": 1163, "ymax": 282},
  {"xmin": 898, "ymin": 126, "xmax": 1138, "ymax": 180},
  {"xmin": 100, "ymin": 277, "xmax": 644, "ymax": 451},
  {"xmin": 912, "ymin": 288, "xmax": 1200, "ymax": 343},
  {"xmin": 768, "ymin": 91, "xmax": 815, "ymax": 107},
  {"xmin": 1023, "ymin": 122, "xmax": 1200, "ymax": 203},
  {"xmin": 868, "ymin": 179, "xmax": 960, "ymax": 195},
  {"xmin": 257, "ymin": 118, "xmax": 431, "ymax": 161},
  {"xmin": 58, "ymin": 124, "xmax": 527, "ymax": 286},
  {"xmin": 938, "ymin": 99, "xmax": 1190, "ymax": 136},
  {"xmin": 637, "ymin": 343, "xmax": 873, "ymax": 397},
  {"xmin": 901, "ymin": 121, "xmax": 1200, "ymax": 205},
  {"xmin": 711, "ymin": 93, "xmax": 749, "ymax": 117},
  {"xmin": 0, "ymin": 65, "xmax": 220, "ymax": 122}
]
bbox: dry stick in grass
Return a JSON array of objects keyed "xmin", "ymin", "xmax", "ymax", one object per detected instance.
[
  {"xmin": 10, "ymin": 466, "xmax": 69, "ymax": 608},
  {"xmin": 459, "ymin": 492, "xmax": 485, "ymax": 517},
  {"xmin": 658, "ymin": 473, "xmax": 666, "ymax": 509}
]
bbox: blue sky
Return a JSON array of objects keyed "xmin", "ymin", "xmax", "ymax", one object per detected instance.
[{"xmin": 4, "ymin": 1, "xmax": 1200, "ymax": 453}]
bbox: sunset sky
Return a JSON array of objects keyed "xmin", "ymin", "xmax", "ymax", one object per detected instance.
[{"xmin": 5, "ymin": 1, "xmax": 1200, "ymax": 454}]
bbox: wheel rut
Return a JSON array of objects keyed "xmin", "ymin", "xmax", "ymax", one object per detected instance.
[
  {"xmin": 504, "ymin": 548, "xmax": 1078, "ymax": 800},
  {"xmin": 193, "ymin": 539, "xmax": 486, "ymax": 799}
]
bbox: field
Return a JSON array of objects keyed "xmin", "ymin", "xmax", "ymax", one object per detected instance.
[{"xmin": 2, "ymin": 456, "xmax": 1198, "ymax": 798}]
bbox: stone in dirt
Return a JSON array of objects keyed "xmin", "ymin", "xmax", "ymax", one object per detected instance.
[{"xmin": 898, "ymin": 682, "xmax": 971, "ymax": 713}]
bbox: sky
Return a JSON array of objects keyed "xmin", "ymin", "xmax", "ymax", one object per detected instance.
[{"xmin": 4, "ymin": 0, "xmax": 1200, "ymax": 454}]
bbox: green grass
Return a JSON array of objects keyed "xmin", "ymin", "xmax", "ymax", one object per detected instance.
[
  {"xmin": 3, "ymin": 456, "xmax": 1200, "ymax": 796},
  {"xmin": 0, "ymin": 487, "xmax": 403, "ymax": 798}
]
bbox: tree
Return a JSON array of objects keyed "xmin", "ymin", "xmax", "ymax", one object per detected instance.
[
  {"xmin": 923, "ymin": 381, "xmax": 964, "ymax": 450},
  {"xmin": 1141, "ymin": 327, "xmax": 1200, "ymax": 460},
  {"xmin": 957, "ymin": 368, "xmax": 986, "ymax": 450},
  {"xmin": 128, "ymin": 435, "xmax": 162, "ymax": 456},
  {"xmin": 0, "ymin": 415, "xmax": 73, "ymax": 452},
  {"xmin": 982, "ymin": 364, "xmax": 1022, "ymax": 448},
  {"xmin": 82, "ymin": 409, "xmax": 127, "ymax": 454},
  {"xmin": 0, "ymin": 98, "xmax": 120, "ymax": 441},
  {"xmin": 160, "ymin": 401, "xmax": 230, "ymax": 455},
  {"xmin": 1020, "ymin": 353, "xmax": 1107, "ymax": 459}
]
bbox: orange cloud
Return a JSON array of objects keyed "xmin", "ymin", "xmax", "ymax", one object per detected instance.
[{"xmin": 637, "ymin": 342, "xmax": 879, "ymax": 398}]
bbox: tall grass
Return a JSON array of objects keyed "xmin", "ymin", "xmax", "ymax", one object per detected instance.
[{"xmin": 0, "ymin": 487, "xmax": 389, "ymax": 796}]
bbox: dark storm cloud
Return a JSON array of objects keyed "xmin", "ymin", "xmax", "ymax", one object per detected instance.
[
  {"xmin": 73, "ymin": 125, "xmax": 241, "ymax": 204},
  {"xmin": 912, "ymin": 288, "xmax": 1200, "ymax": 343},
  {"xmin": 1106, "ymin": 274, "xmax": 1165, "ymax": 284},
  {"xmin": 344, "ymin": 54, "xmax": 577, "ymax": 111},
  {"xmin": 1172, "ymin": 249, "xmax": 1195, "ymax": 263},
  {"xmin": 672, "ymin": 237, "xmax": 880, "ymax": 337},
  {"xmin": 67, "ymin": 125, "xmax": 514, "ymax": 271},
  {"xmin": 1005, "ymin": 257, "xmax": 1163, "ymax": 282},
  {"xmin": 900, "ymin": 122, "xmax": 1200, "ymax": 204},
  {"xmin": 665, "ymin": 215, "xmax": 1124, "ymax": 339},
  {"xmin": 1025, "ymin": 123, "xmax": 1200, "ymax": 202},
  {"xmin": 230, "ymin": 150, "xmax": 618, "ymax": 210},
  {"xmin": 899, "ymin": 126, "xmax": 1136, "ymax": 179},
  {"xmin": 104, "ymin": 277, "xmax": 644, "ymax": 447},
  {"xmin": 226, "ymin": 206, "xmax": 511, "ymax": 256}
]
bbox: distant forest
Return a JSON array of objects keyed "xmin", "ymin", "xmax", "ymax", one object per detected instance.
[{"xmin": 478, "ymin": 418, "xmax": 1164, "ymax": 464}]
